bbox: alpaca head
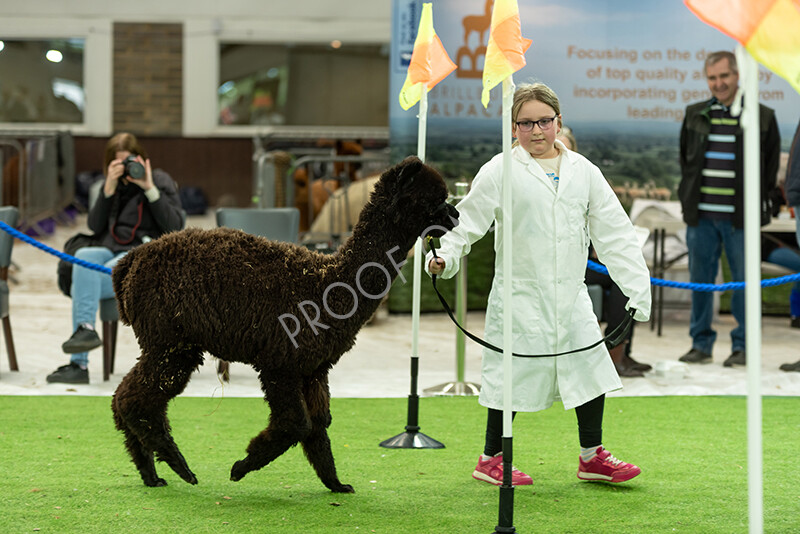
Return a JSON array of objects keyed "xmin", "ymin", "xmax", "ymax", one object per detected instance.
[{"xmin": 370, "ymin": 156, "xmax": 459, "ymax": 241}]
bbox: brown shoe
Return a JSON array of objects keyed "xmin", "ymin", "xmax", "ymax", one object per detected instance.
[
  {"xmin": 613, "ymin": 360, "xmax": 644, "ymax": 377},
  {"xmin": 610, "ymin": 344, "xmax": 643, "ymax": 377},
  {"xmin": 623, "ymin": 354, "xmax": 652, "ymax": 372}
]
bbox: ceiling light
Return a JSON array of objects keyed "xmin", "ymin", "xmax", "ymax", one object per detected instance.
[{"xmin": 46, "ymin": 49, "xmax": 63, "ymax": 63}]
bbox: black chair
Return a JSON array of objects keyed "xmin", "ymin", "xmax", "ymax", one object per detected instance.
[
  {"xmin": 0, "ymin": 206, "xmax": 20, "ymax": 375},
  {"xmin": 216, "ymin": 207, "xmax": 301, "ymax": 243},
  {"xmin": 215, "ymin": 207, "xmax": 300, "ymax": 379}
]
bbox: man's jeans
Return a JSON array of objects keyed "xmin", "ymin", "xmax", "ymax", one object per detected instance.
[
  {"xmin": 69, "ymin": 247, "xmax": 127, "ymax": 367},
  {"xmin": 686, "ymin": 219, "xmax": 745, "ymax": 354}
]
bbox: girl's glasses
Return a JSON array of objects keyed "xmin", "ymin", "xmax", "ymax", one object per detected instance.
[{"xmin": 515, "ymin": 116, "xmax": 558, "ymax": 132}]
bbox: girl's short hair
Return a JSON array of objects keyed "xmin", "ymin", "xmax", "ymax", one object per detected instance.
[
  {"xmin": 512, "ymin": 83, "xmax": 561, "ymax": 126},
  {"xmin": 103, "ymin": 132, "xmax": 148, "ymax": 173}
]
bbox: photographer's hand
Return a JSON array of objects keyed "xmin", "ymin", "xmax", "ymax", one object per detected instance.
[
  {"xmin": 127, "ymin": 157, "xmax": 155, "ymax": 192},
  {"xmin": 105, "ymin": 159, "xmax": 124, "ymax": 196}
]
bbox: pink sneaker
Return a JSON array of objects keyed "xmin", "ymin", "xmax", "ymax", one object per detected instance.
[
  {"xmin": 472, "ymin": 454, "xmax": 533, "ymax": 486},
  {"xmin": 577, "ymin": 447, "xmax": 641, "ymax": 483}
]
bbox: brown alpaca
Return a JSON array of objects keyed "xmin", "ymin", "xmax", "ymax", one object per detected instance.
[{"xmin": 110, "ymin": 157, "xmax": 458, "ymax": 492}]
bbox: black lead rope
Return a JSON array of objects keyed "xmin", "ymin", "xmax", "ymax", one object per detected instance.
[{"xmin": 426, "ymin": 237, "xmax": 636, "ymax": 358}]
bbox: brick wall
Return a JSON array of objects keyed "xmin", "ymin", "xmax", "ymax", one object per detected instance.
[{"xmin": 113, "ymin": 23, "xmax": 182, "ymax": 135}]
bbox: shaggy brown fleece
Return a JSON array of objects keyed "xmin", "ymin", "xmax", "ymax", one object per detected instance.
[{"xmin": 110, "ymin": 156, "xmax": 458, "ymax": 492}]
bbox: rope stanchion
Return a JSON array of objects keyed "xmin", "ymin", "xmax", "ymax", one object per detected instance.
[
  {"xmin": 0, "ymin": 221, "xmax": 112, "ymax": 275},
  {"xmin": 586, "ymin": 258, "xmax": 800, "ymax": 291}
]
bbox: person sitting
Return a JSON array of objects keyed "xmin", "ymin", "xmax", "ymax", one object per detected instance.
[
  {"xmin": 558, "ymin": 126, "xmax": 650, "ymax": 377},
  {"xmin": 779, "ymin": 118, "xmax": 800, "ymax": 372},
  {"xmin": 46, "ymin": 132, "xmax": 184, "ymax": 384}
]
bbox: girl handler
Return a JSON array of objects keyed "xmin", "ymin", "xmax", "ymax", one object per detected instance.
[{"xmin": 426, "ymin": 83, "xmax": 651, "ymax": 486}]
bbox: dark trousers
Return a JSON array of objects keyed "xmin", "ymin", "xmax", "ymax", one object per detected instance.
[
  {"xmin": 585, "ymin": 267, "xmax": 635, "ymax": 355},
  {"xmin": 483, "ymin": 394, "xmax": 606, "ymax": 455}
]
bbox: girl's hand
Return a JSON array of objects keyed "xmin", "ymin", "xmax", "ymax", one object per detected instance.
[{"xmin": 429, "ymin": 258, "xmax": 446, "ymax": 275}]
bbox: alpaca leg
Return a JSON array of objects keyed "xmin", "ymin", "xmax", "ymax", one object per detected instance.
[
  {"xmin": 112, "ymin": 394, "xmax": 166, "ymax": 487},
  {"xmin": 301, "ymin": 373, "xmax": 353, "ymax": 493},
  {"xmin": 112, "ymin": 348, "xmax": 203, "ymax": 486},
  {"xmin": 230, "ymin": 372, "xmax": 312, "ymax": 482}
]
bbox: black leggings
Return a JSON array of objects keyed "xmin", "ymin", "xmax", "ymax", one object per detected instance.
[{"xmin": 483, "ymin": 394, "xmax": 605, "ymax": 456}]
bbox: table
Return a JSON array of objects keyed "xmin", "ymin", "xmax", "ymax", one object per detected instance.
[{"xmin": 638, "ymin": 213, "xmax": 798, "ymax": 336}]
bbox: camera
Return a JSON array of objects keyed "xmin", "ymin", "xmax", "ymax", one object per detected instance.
[{"xmin": 122, "ymin": 155, "xmax": 145, "ymax": 180}]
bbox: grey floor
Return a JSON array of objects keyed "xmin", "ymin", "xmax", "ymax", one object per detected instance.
[{"xmin": 3, "ymin": 211, "xmax": 800, "ymax": 399}]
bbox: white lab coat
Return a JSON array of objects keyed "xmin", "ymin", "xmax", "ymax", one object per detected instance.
[{"xmin": 426, "ymin": 142, "xmax": 651, "ymax": 411}]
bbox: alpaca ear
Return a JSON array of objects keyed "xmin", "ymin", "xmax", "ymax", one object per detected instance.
[{"xmin": 397, "ymin": 157, "xmax": 423, "ymax": 190}]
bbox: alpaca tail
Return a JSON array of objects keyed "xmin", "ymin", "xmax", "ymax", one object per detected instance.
[{"xmin": 111, "ymin": 251, "xmax": 135, "ymax": 325}]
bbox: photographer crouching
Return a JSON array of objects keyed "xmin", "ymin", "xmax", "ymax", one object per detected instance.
[{"xmin": 47, "ymin": 132, "xmax": 184, "ymax": 384}]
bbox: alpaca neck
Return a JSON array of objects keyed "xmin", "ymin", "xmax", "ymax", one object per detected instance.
[{"xmin": 322, "ymin": 201, "xmax": 416, "ymax": 322}]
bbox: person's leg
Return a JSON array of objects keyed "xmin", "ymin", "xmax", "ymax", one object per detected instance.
[
  {"xmin": 473, "ymin": 408, "xmax": 530, "ymax": 486},
  {"xmin": 793, "ymin": 209, "xmax": 800, "ymax": 328},
  {"xmin": 686, "ymin": 220, "xmax": 722, "ymax": 354},
  {"xmin": 575, "ymin": 394, "xmax": 604, "ymax": 450},
  {"xmin": 766, "ymin": 246, "xmax": 800, "ymax": 320},
  {"xmin": 795, "ymin": 210, "xmax": 800, "ymax": 260},
  {"xmin": 575, "ymin": 395, "xmax": 640, "ymax": 483},
  {"xmin": 68, "ymin": 249, "xmax": 127, "ymax": 366},
  {"xmin": 483, "ymin": 407, "xmax": 516, "ymax": 456},
  {"xmin": 602, "ymin": 280, "xmax": 629, "ymax": 338},
  {"xmin": 48, "ymin": 247, "xmax": 122, "ymax": 384},
  {"xmin": 720, "ymin": 222, "xmax": 745, "ymax": 353}
]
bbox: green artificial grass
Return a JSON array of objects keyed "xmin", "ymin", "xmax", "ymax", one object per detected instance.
[{"xmin": 1, "ymin": 395, "xmax": 798, "ymax": 533}]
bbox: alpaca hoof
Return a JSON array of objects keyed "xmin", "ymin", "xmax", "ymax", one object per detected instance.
[
  {"xmin": 230, "ymin": 460, "xmax": 248, "ymax": 482},
  {"xmin": 144, "ymin": 477, "xmax": 168, "ymax": 487},
  {"xmin": 332, "ymin": 483, "xmax": 354, "ymax": 494}
]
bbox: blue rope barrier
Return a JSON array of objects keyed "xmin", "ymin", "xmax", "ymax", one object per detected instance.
[
  {"xmin": 0, "ymin": 220, "xmax": 112, "ymax": 275},
  {"xmin": 2, "ymin": 220, "xmax": 798, "ymax": 291},
  {"xmin": 587, "ymin": 259, "xmax": 799, "ymax": 292}
]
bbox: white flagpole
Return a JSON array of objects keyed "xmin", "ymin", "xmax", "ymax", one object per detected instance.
[
  {"xmin": 501, "ymin": 77, "xmax": 514, "ymax": 445},
  {"xmin": 494, "ymin": 74, "xmax": 516, "ymax": 533},
  {"xmin": 738, "ymin": 44, "xmax": 763, "ymax": 534},
  {"xmin": 488, "ymin": 73, "xmax": 519, "ymax": 534},
  {"xmin": 380, "ymin": 87, "xmax": 442, "ymax": 449},
  {"xmin": 412, "ymin": 89, "xmax": 428, "ymax": 361}
]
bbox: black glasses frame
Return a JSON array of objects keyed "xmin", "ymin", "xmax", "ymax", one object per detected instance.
[{"xmin": 515, "ymin": 115, "xmax": 558, "ymax": 132}]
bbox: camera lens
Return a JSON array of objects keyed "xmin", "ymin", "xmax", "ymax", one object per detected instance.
[{"xmin": 124, "ymin": 156, "xmax": 145, "ymax": 179}]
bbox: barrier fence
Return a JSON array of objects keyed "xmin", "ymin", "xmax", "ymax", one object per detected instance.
[{"xmin": 0, "ymin": 130, "xmax": 75, "ymax": 234}]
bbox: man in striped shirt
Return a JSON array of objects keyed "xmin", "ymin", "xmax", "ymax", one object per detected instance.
[{"xmin": 677, "ymin": 50, "xmax": 781, "ymax": 368}]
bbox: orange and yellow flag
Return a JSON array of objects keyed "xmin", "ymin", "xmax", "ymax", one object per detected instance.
[
  {"xmin": 398, "ymin": 3, "xmax": 457, "ymax": 111},
  {"xmin": 685, "ymin": 0, "xmax": 800, "ymax": 94},
  {"xmin": 481, "ymin": 0, "xmax": 533, "ymax": 108}
]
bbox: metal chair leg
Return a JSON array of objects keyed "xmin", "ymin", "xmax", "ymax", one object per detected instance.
[
  {"xmin": 2, "ymin": 315, "xmax": 18, "ymax": 371},
  {"xmin": 102, "ymin": 321, "xmax": 114, "ymax": 381},
  {"xmin": 109, "ymin": 321, "xmax": 118, "ymax": 374}
]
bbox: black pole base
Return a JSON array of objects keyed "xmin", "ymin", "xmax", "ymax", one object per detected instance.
[
  {"xmin": 493, "ymin": 484, "xmax": 516, "ymax": 533},
  {"xmin": 379, "ymin": 430, "xmax": 445, "ymax": 449}
]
